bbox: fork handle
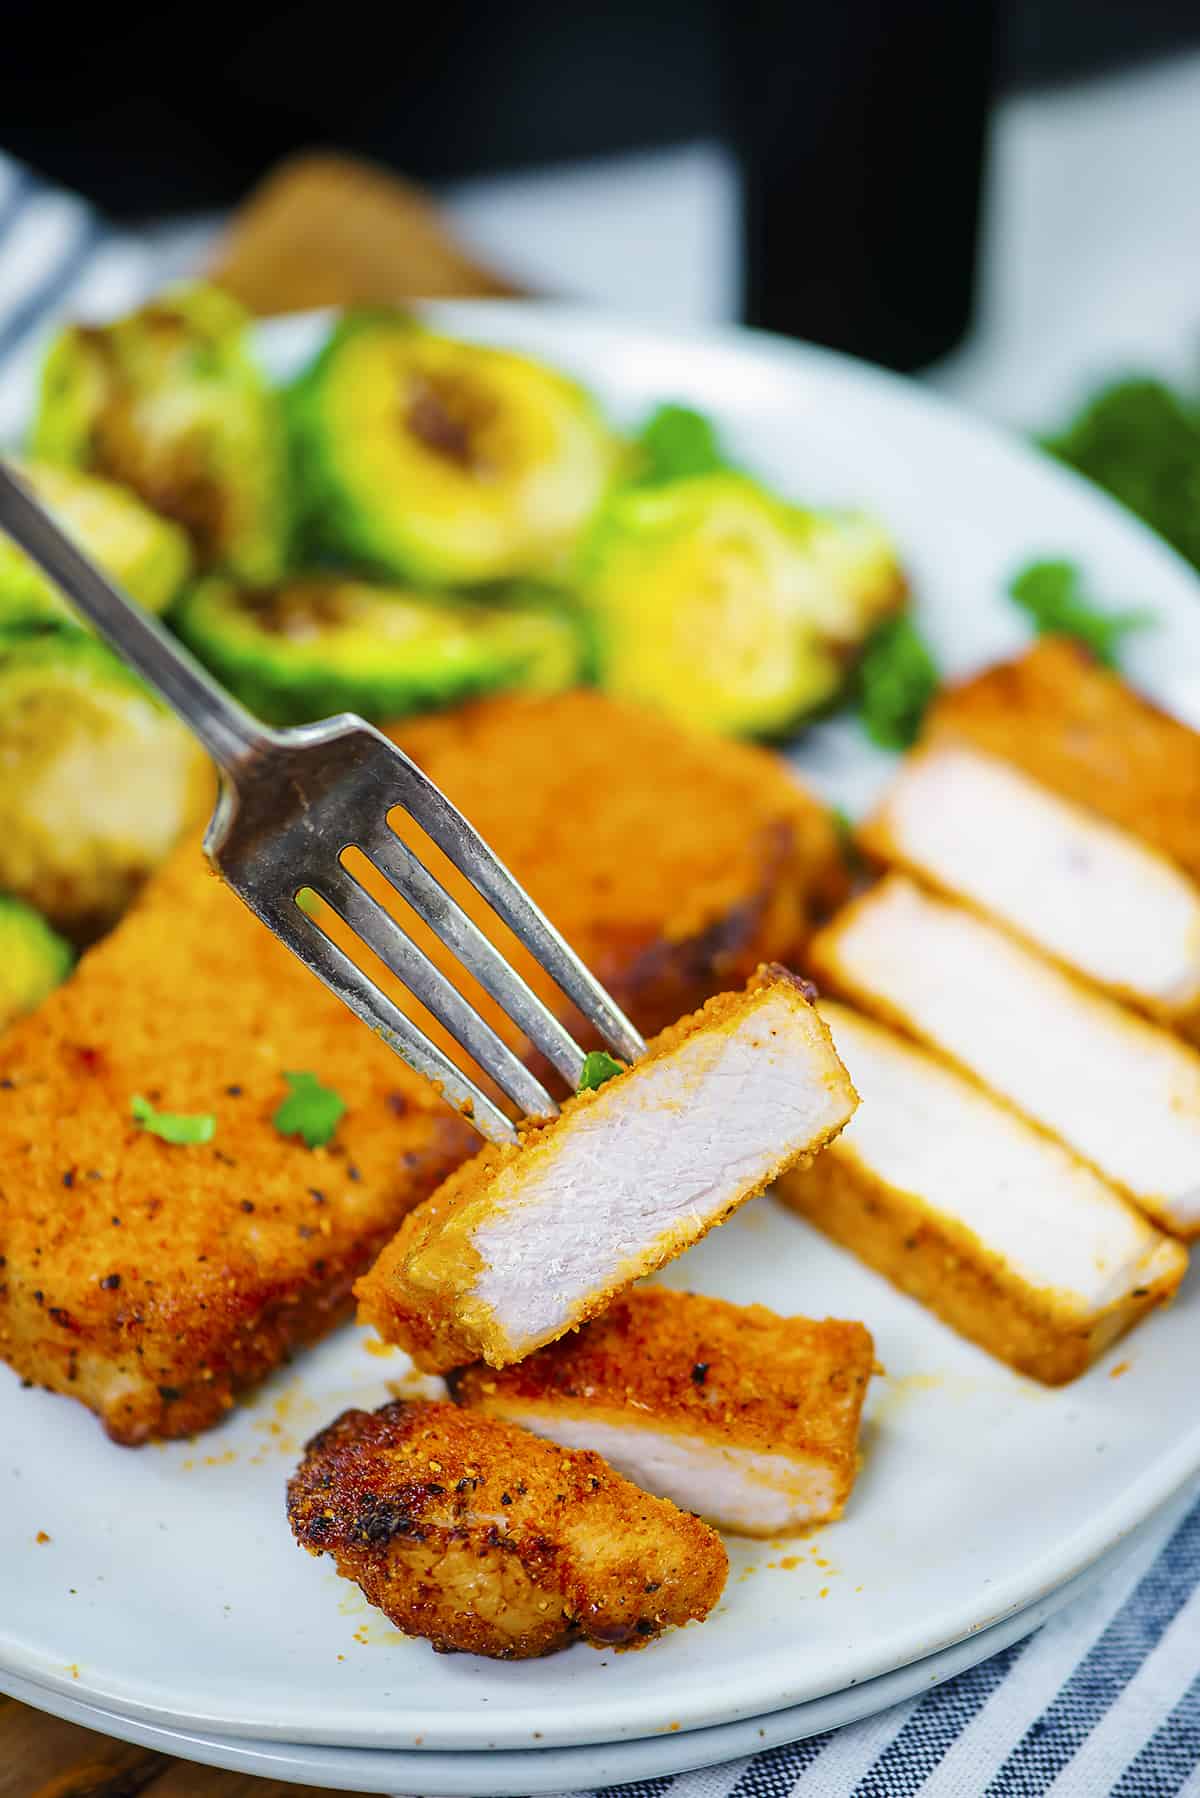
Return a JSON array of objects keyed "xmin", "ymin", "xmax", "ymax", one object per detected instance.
[{"xmin": 0, "ymin": 462, "xmax": 268, "ymax": 773}]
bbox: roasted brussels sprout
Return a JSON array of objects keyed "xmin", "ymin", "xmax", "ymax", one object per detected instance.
[
  {"xmin": 171, "ymin": 575, "xmax": 587, "ymax": 726},
  {"xmin": 0, "ymin": 894, "xmax": 74, "ymax": 1031},
  {"xmin": 578, "ymin": 474, "xmax": 905, "ymax": 737},
  {"xmin": 31, "ymin": 283, "xmax": 289, "ymax": 582},
  {"xmin": 0, "ymin": 460, "xmax": 192, "ymax": 625},
  {"xmin": 288, "ymin": 312, "xmax": 621, "ymax": 584},
  {"xmin": 0, "ymin": 624, "xmax": 210, "ymax": 939}
]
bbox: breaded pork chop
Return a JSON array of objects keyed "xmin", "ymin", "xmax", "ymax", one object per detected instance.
[
  {"xmin": 0, "ymin": 843, "xmax": 476, "ymax": 1445},
  {"xmin": 810, "ymin": 876, "xmax": 1200, "ymax": 1236},
  {"xmin": 779, "ymin": 1004, "xmax": 1187, "ymax": 1384},
  {"xmin": 357, "ymin": 967, "xmax": 857, "ymax": 1372},
  {"xmin": 450, "ymin": 1287, "xmax": 875, "ymax": 1535},
  {"xmin": 862, "ymin": 743, "xmax": 1200, "ymax": 1036},
  {"xmin": 389, "ymin": 690, "xmax": 847, "ymax": 1054},
  {"xmin": 287, "ymin": 1399, "xmax": 727, "ymax": 1659},
  {"xmin": 927, "ymin": 637, "xmax": 1200, "ymax": 884}
]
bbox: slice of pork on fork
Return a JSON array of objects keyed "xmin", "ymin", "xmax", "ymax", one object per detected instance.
[
  {"xmin": 0, "ymin": 461, "xmax": 644, "ymax": 1145},
  {"xmin": 357, "ymin": 967, "xmax": 857, "ymax": 1372}
]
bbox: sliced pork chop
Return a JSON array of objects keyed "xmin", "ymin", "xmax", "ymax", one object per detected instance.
[
  {"xmin": 863, "ymin": 743, "xmax": 1200, "ymax": 1034},
  {"xmin": 450, "ymin": 1286, "xmax": 875, "ymax": 1536},
  {"xmin": 809, "ymin": 877, "xmax": 1200, "ymax": 1237},
  {"xmin": 927, "ymin": 636, "xmax": 1200, "ymax": 884},
  {"xmin": 357, "ymin": 966, "xmax": 858, "ymax": 1372},
  {"xmin": 287, "ymin": 1398, "xmax": 727, "ymax": 1659},
  {"xmin": 778, "ymin": 1003, "xmax": 1187, "ymax": 1383}
]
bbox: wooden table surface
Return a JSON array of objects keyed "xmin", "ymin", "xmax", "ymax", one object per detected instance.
[{"xmin": 5, "ymin": 151, "xmax": 514, "ymax": 1796}]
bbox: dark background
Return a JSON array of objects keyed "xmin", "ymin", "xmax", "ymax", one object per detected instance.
[{"xmin": 4, "ymin": 0, "xmax": 1197, "ymax": 371}]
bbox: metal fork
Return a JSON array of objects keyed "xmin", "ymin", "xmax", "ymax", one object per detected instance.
[{"xmin": 0, "ymin": 464, "xmax": 645, "ymax": 1143}]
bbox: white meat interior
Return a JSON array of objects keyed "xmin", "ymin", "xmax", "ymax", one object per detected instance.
[
  {"xmin": 820, "ymin": 1001, "xmax": 1183, "ymax": 1313},
  {"xmin": 872, "ymin": 746, "xmax": 1200, "ymax": 1012},
  {"xmin": 490, "ymin": 1405, "xmax": 840, "ymax": 1535},
  {"xmin": 470, "ymin": 990, "xmax": 852, "ymax": 1351},
  {"xmin": 829, "ymin": 878, "xmax": 1200, "ymax": 1231}
]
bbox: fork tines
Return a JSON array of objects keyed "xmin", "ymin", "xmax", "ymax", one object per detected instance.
[{"xmin": 260, "ymin": 735, "xmax": 645, "ymax": 1145}]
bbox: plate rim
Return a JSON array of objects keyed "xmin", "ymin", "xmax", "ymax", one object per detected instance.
[{"xmin": 4, "ymin": 1486, "xmax": 1188, "ymax": 1795}]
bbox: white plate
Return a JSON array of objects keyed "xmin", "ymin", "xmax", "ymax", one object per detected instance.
[
  {"xmin": 6, "ymin": 1487, "xmax": 1188, "ymax": 1797},
  {"xmin": 5, "ymin": 303, "xmax": 1200, "ymax": 1754}
]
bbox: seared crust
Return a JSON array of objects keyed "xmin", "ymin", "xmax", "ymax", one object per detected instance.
[
  {"xmin": 450, "ymin": 1286, "xmax": 875, "ymax": 1519},
  {"xmin": 927, "ymin": 637, "xmax": 1200, "ymax": 883},
  {"xmin": 286, "ymin": 1398, "xmax": 728, "ymax": 1658},
  {"xmin": 356, "ymin": 967, "xmax": 856, "ymax": 1372},
  {"xmin": 0, "ymin": 844, "xmax": 475, "ymax": 1445},
  {"xmin": 391, "ymin": 691, "xmax": 847, "ymax": 1057}
]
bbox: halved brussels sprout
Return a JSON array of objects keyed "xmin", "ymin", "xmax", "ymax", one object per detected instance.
[
  {"xmin": 0, "ymin": 894, "xmax": 74, "ymax": 1031},
  {"xmin": 577, "ymin": 473, "xmax": 906, "ymax": 737},
  {"xmin": 0, "ymin": 623, "xmax": 210, "ymax": 939},
  {"xmin": 171, "ymin": 575, "xmax": 587, "ymax": 726},
  {"xmin": 0, "ymin": 460, "xmax": 192, "ymax": 625},
  {"xmin": 288, "ymin": 311, "xmax": 621, "ymax": 584},
  {"xmin": 31, "ymin": 283, "xmax": 289, "ymax": 582}
]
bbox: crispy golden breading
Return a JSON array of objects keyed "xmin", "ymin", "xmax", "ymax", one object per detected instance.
[
  {"xmin": 357, "ymin": 967, "xmax": 857, "ymax": 1373},
  {"xmin": 450, "ymin": 1287, "xmax": 875, "ymax": 1535},
  {"xmin": 0, "ymin": 845, "xmax": 476, "ymax": 1445},
  {"xmin": 286, "ymin": 1398, "xmax": 727, "ymax": 1658},
  {"xmin": 927, "ymin": 637, "xmax": 1200, "ymax": 883},
  {"xmin": 778, "ymin": 1003, "xmax": 1187, "ymax": 1385},
  {"xmin": 391, "ymin": 690, "xmax": 847, "ymax": 1053}
]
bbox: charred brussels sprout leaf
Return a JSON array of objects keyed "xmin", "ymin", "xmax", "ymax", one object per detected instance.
[
  {"xmin": 0, "ymin": 894, "xmax": 74, "ymax": 1031},
  {"xmin": 577, "ymin": 473, "xmax": 906, "ymax": 737},
  {"xmin": 0, "ymin": 460, "xmax": 192, "ymax": 625},
  {"xmin": 170, "ymin": 574, "xmax": 587, "ymax": 726},
  {"xmin": 0, "ymin": 622, "xmax": 209, "ymax": 939},
  {"xmin": 287, "ymin": 311, "xmax": 621, "ymax": 584},
  {"xmin": 31, "ymin": 283, "xmax": 289, "ymax": 582}
]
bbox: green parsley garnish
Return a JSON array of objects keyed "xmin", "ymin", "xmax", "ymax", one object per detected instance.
[
  {"xmin": 1008, "ymin": 560, "xmax": 1153, "ymax": 667},
  {"xmin": 1041, "ymin": 378, "xmax": 1200, "ymax": 573},
  {"xmin": 577, "ymin": 1050, "xmax": 624, "ymax": 1094},
  {"xmin": 633, "ymin": 404, "xmax": 730, "ymax": 485},
  {"xmin": 131, "ymin": 1094, "xmax": 215, "ymax": 1145},
  {"xmin": 273, "ymin": 1070, "xmax": 346, "ymax": 1149},
  {"xmin": 856, "ymin": 616, "xmax": 940, "ymax": 750}
]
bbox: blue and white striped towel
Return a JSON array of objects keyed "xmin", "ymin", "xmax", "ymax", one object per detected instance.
[{"xmin": 1, "ymin": 148, "xmax": 1198, "ymax": 1798}]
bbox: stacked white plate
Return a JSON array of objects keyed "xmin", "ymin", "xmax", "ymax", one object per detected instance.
[{"xmin": 6, "ymin": 309, "xmax": 1200, "ymax": 1795}]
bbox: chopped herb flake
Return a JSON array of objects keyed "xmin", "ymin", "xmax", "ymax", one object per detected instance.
[
  {"xmin": 1008, "ymin": 559, "xmax": 1153, "ymax": 667},
  {"xmin": 273, "ymin": 1070, "xmax": 346, "ymax": 1149},
  {"xmin": 633, "ymin": 404, "xmax": 730, "ymax": 485},
  {"xmin": 131, "ymin": 1095, "xmax": 215, "ymax": 1145},
  {"xmin": 577, "ymin": 1050, "xmax": 624, "ymax": 1094},
  {"xmin": 856, "ymin": 616, "xmax": 940, "ymax": 750}
]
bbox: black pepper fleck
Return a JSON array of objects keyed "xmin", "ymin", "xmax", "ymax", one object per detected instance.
[
  {"xmin": 61, "ymin": 1170, "xmax": 75, "ymax": 1189},
  {"xmin": 99, "ymin": 1274, "xmax": 121, "ymax": 1291},
  {"xmin": 240, "ymin": 1200, "xmax": 255, "ymax": 1213},
  {"xmin": 691, "ymin": 1362, "xmax": 710, "ymax": 1386}
]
